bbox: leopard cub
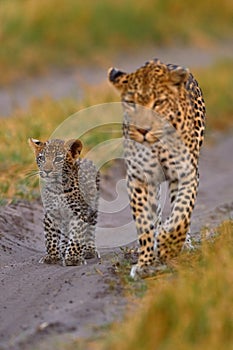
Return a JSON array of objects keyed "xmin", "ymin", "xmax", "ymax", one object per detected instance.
[{"xmin": 29, "ymin": 138, "xmax": 100, "ymax": 266}]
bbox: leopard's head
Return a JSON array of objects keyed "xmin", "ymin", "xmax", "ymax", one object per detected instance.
[
  {"xmin": 109, "ymin": 59, "xmax": 189, "ymax": 119},
  {"xmin": 29, "ymin": 138, "xmax": 82, "ymax": 182}
]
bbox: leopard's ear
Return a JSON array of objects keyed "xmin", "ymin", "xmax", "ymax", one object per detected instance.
[
  {"xmin": 28, "ymin": 138, "xmax": 45, "ymax": 156},
  {"xmin": 169, "ymin": 67, "xmax": 189, "ymax": 85},
  {"xmin": 65, "ymin": 139, "xmax": 83, "ymax": 159},
  {"xmin": 108, "ymin": 67, "xmax": 128, "ymax": 91}
]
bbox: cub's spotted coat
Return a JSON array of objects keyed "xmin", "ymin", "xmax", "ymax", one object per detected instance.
[{"xmin": 29, "ymin": 138, "xmax": 99, "ymax": 266}]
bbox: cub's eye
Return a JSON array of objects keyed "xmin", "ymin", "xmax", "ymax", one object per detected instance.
[
  {"xmin": 54, "ymin": 155, "xmax": 64, "ymax": 163},
  {"xmin": 37, "ymin": 155, "xmax": 45, "ymax": 163}
]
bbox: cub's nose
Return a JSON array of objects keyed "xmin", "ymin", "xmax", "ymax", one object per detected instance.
[
  {"xmin": 43, "ymin": 170, "xmax": 52, "ymax": 177},
  {"xmin": 108, "ymin": 67, "xmax": 125, "ymax": 82}
]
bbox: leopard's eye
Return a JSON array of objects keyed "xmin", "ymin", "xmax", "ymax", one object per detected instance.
[
  {"xmin": 152, "ymin": 98, "xmax": 167, "ymax": 109},
  {"xmin": 123, "ymin": 96, "xmax": 135, "ymax": 108},
  {"xmin": 54, "ymin": 155, "xmax": 64, "ymax": 163},
  {"xmin": 37, "ymin": 154, "xmax": 45, "ymax": 163},
  {"xmin": 123, "ymin": 100, "xmax": 136, "ymax": 112},
  {"xmin": 123, "ymin": 91, "xmax": 135, "ymax": 101},
  {"xmin": 125, "ymin": 100, "xmax": 135, "ymax": 106}
]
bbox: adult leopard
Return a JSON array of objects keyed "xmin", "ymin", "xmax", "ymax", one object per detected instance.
[
  {"xmin": 108, "ymin": 59, "xmax": 205, "ymax": 278},
  {"xmin": 29, "ymin": 138, "xmax": 100, "ymax": 266}
]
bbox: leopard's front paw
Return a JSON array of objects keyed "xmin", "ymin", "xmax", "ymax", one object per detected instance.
[
  {"xmin": 39, "ymin": 255, "xmax": 60, "ymax": 265},
  {"xmin": 130, "ymin": 263, "xmax": 167, "ymax": 279},
  {"xmin": 182, "ymin": 233, "xmax": 195, "ymax": 251}
]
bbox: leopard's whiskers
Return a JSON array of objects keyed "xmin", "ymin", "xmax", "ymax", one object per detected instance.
[{"xmin": 24, "ymin": 169, "xmax": 40, "ymax": 179}]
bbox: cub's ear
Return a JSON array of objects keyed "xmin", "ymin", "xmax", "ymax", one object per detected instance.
[
  {"xmin": 169, "ymin": 67, "xmax": 189, "ymax": 85},
  {"xmin": 108, "ymin": 67, "xmax": 128, "ymax": 90},
  {"xmin": 65, "ymin": 139, "xmax": 83, "ymax": 159},
  {"xmin": 28, "ymin": 138, "xmax": 45, "ymax": 155}
]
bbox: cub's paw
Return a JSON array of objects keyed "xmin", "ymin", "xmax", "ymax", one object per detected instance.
[
  {"xmin": 39, "ymin": 255, "xmax": 60, "ymax": 265},
  {"xmin": 85, "ymin": 248, "xmax": 100, "ymax": 260},
  {"xmin": 62, "ymin": 255, "xmax": 86, "ymax": 267}
]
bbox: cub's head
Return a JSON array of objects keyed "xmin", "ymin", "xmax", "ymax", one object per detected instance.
[
  {"xmin": 28, "ymin": 138, "xmax": 82, "ymax": 182},
  {"xmin": 108, "ymin": 59, "xmax": 189, "ymax": 116}
]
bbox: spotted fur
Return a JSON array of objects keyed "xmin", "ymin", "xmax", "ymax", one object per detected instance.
[
  {"xmin": 108, "ymin": 59, "xmax": 205, "ymax": 277},
  {"xmin": 29, "ymin": 138, "xmax": 100, "ymax": 266}
]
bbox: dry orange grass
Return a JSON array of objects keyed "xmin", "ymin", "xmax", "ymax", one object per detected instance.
[{"xmin": 70, "ymin": 221, "xmax": 233, "ymax": 350}]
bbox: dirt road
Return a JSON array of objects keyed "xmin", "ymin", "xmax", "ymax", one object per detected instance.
[
  {"xmin": 0, "ymin": 134, "xmax": 232, "ymax": 350},
  {"xmin": 1, "ymin": 43, "xmax": 232, "ymax": 116}
]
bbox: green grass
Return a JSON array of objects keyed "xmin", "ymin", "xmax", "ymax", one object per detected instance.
[
  {"xmin": 0, "ymin": 0, "xmax": 232, "ymax": 84},
  {"xmin": 67, "ymin": 221, "xmax": 233, "ymax": 350},
  {"xmin": 194, "ymin": 60, "xmax": 233, "ymax": 131}
]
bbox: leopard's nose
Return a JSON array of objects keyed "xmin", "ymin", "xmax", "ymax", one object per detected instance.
[{"xmin": 137, "ymin": 127, "xmax": 151, "ymax": 136}]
